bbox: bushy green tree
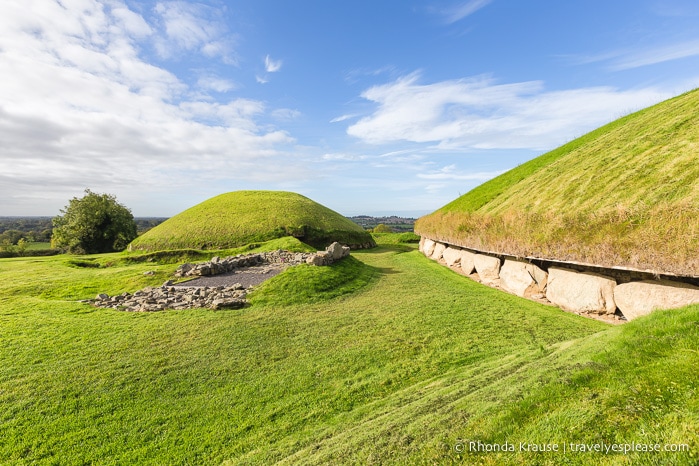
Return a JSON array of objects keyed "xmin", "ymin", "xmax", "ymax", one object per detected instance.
[
  {"xmin": 372, "ymin": 223, "xmax": 393, "ymax": 233},
  {"xmin": 52, "ymin": 189, "xmax": 138, "ymax": 254}
]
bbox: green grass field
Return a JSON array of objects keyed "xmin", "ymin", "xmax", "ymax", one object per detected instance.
[
  {"xmin": 416, "ymin": 88, "xmax": 699, "ymax": 275},
  {"xmin": 129, "ymin": 191, "xmax": 375, "ymax": 252},
  {"xmin": 1, "ymin": 235, "xmax": 697, "ymax": 465}
]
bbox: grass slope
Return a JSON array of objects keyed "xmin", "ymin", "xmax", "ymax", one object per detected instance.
[
  {"xmin": 129, "ymin": 191, "xmax": 375, "ymax": 252},
  {"xmin": 1, "ymin": 236, "xmax": 697, "ymax": 464},
  {"xmin": 416, "ymin": 88, "xmax": 699, "ymax": 275}
]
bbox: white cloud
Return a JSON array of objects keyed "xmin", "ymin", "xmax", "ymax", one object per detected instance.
[
  {"xmin": 265, "ymin": 54, "xmax": 283, "ymax": 72},
  {"xmin": 152, "ymin": 1, "xmax": 237, "ymax": 64},
  {"xmin": 197, "ymin": 75, "xmax": 237, "ymax": 93},
  {"xmin": 347, "ymin": 72, "xmax": 670, "ymax": 151},
  {"xmin": 417, "ymin": 165, "xmax": 503, "ymax": 180},
  {"xmin": 0, "ymin": 0, "xmax": 300, "ymax": 215}
]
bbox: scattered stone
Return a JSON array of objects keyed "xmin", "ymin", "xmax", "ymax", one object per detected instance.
[
  {"xmin": 143, "ymin": 271, "xmax": 155, "ymax": 276},
  {"xmin": 546, "ymin": 267, "xmax": 616, "ymax": 315},
  {"xmin": 614, "ymin": 279, "xmax": 699, "ymax": 320},
  {"xmin": 92, "ymin": 283, "xmax": 248, "ymax": 312},
  {"xmin": 92, "ymin": 243, "xmax": 352, "ymax": 312}
]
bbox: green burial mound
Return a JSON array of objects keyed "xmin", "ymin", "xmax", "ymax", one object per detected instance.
[
  {"xmin": 416, "ymin": 88, "xmax": 699, "ymax": 276},
  {"xmin": 128, "ymin": 191, "xmax": 375, "ymax": 252}
]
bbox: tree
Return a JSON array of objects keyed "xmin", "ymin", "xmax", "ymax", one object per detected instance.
[
  {"xmin": 372, "ymin": 223, "xmax": 393, "ymax": 233},
  {"xmin": 52, "ymin": 189, "xmax": 138, "ymax": 254}
]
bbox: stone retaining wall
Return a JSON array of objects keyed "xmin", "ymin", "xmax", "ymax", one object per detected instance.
[{"xmin": 418, "ymin": 237, "xmax": 699, "ymax": 321}]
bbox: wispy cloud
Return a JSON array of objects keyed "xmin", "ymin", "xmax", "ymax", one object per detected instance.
[
  {"xmin": 330, "ymin": 114, "xmax": 360, "ymax": 123},
  {"xmin": 265, "ymin": 54, "xmax": 283, "ymax": 72},
  {"xmin": 438, "ymin": 0, "xmax": 493, "ymax": 24},
  {"xmin": 418, "ymin": 165, "xmax": 504, "ymax": 181},
  {"xmin": 610, "ymin": 39, "xmax": 699, "ymax": 70},
  {"xmin": 568, "ymin": 39, "xmax": 699, "ymax": 71},
  {"xmin": 347, "ymin": 72, "xmax": 669, "ymax": 151},
  {"xmin": 197, "ymin": 75, "xmax": 237, "ymax": 93},
  {"xmin": 152, "ymin": 1, "xmax": 237, "ymax": 64}
]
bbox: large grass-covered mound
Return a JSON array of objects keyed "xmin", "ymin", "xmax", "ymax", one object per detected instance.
[
  {"xmin": 416, "ymin": 88, "xmax": 699, "ymax": 275},
  {"xmin": 129, "ymin": 191, "xmax": 375, "ymax": 251}
]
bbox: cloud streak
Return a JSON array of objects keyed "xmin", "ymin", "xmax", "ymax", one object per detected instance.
[
  {"xmin": 439, "ymin": 0, "xmax": 493, "ymax": 23},
  {"xmin": 347, "ymin": 72, "xmax": 669, "ymax": 151}
]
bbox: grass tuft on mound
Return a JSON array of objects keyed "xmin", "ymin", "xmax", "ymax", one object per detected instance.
[
  {"xmin": 129, "ymin": 191, "xmax": 375, "ymax": 252},
  {"xmin": 416, "ymin": 88, "xmax": 699, "ymax": 275}
]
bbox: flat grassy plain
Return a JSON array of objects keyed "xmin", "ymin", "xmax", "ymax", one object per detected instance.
[{"xmin": 1, "ymin": 236, "xmax": 697, "ymax": 464}]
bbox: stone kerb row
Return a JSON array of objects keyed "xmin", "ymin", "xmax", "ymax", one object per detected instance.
[{"xmin": 418, "ymin": 237, "xmax": 699, "ymax": 321}]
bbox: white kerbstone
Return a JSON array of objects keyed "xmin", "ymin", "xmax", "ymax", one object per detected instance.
[
  {"xmin": 418, "ymin": 237, "xmax": 426, "ymax": 253},
  {"xmin": 431, "ymin": 242, "xmax": 446, "ymax": 261},
  {"xmin": 546, "ymin": 267, "xmax": 616, "ymax": 314},
  {"xmin": 422, "ymin": 238, "xmax": 436, "ymax": 258},
  {"xmin": 499, "ymin": 259, "xmax": 548, "ymax": 298},
  {"xmin": 442, "ymin": 247, "xmax": 463, "ymax": 267},
  {"xmin": 460, "ymin": 250, "xmax": 476, "ymax": 275},
  {"xmin": 474, "ymin": 254, "xmax": 501, "ymax": 285},
  {"xmin": 614, "ymin": 280, "xmax": 699, "ymax": 320}
]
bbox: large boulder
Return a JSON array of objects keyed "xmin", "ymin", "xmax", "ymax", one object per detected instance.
[
  {"xmin": 546, "ymin": 267, "xmax": 616, "ymax": 314},
  {"xmin": 474, "ymin": 254, "xmax": 501, "ymax": 285},
  {"xmin": 499, "ymin": 259, "xmax": 548, "ymax": 298},
  {"xmin": 326, "ymin": 241, "xmax": 350, "ymax": 260},
  {"xmin": 422, "ymin": 238, "xmax": 436, "ymax": 257},
  {"xmin": 460, "ymin": 250, "xmax": 476, "ymax": 275},
  {"xmin": 442, "ymin": 247, "xmax": 463, "ymax": 267},
  {"xmin": 614, "ymin": 279, "xmax": 699, "ymax": 320},
  {"xmin": 431, "ymin": 242, "xmax": 446, "ymax": 261}
]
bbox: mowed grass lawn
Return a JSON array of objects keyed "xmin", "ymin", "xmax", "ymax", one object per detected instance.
[{"xmin": 1, "ymin": 239, "xmax": 697, "ymax": 465}]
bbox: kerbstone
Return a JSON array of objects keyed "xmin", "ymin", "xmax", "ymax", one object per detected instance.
[
  {"xmin": 614, "ymin": 279, "xmax": 699, "ymax": 320},
  {"xmin": 441, "ymin": 247, "xmax": 463, "ymax": 267},
  {"xmin": 474, "ymin": 254, "xmax": 501, "ymax": 285},
  {"xmin": 546, "ymin": 267, "xmax": 616, "ymax": 314},
  {"xmin": 499, "ymin": 259, "xmax": 548, "ymax": 297}
]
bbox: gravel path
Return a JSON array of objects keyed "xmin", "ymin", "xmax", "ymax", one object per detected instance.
[{"xmin": 173, "ymin": 265, "xmax": 285, "ymax": 288}]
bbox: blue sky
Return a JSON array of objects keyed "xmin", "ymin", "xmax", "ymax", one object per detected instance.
[{"xmin": 2, "ymin": 0, "xmax": 699, "ymax": 217}]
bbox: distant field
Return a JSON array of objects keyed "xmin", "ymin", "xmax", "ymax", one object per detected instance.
[
  {"xmin": 0, "ymin": 235, "xmax": 696, "ymax": 464},
  {"xmin": 25, "ymin": 241, "xmax": 52, "ymax": 251}
]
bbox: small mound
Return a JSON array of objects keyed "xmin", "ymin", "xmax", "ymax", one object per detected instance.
[{"xmin": 129, "ymin": 191, "xmax": 375, "ymax": 252}]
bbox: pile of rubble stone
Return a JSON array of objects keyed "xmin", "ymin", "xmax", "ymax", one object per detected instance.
[
  {"xmin": 93, "ymin": 282, "xmax": 247, "ymax": 312},
  {"xmin": 90, "ymin": 242, "xmax": 352, "ymax": 312}
]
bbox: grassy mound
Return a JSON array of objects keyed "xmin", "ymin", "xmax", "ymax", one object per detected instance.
[
  {"xmin": 416, "ymin": 88, "xmax": 699, "ymax": 275},
  {"xmin": 128, "ymin": 191, "xmax": 375, "ymax": 252}
]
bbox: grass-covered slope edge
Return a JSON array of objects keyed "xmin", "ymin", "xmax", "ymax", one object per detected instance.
[
  {"xmin": 416, "ymin": 88, "xmax": 699, "ymax": 276},
  {"xmin": 129, "ymin": 191, "xmax": 375, "ymax": 252}
]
